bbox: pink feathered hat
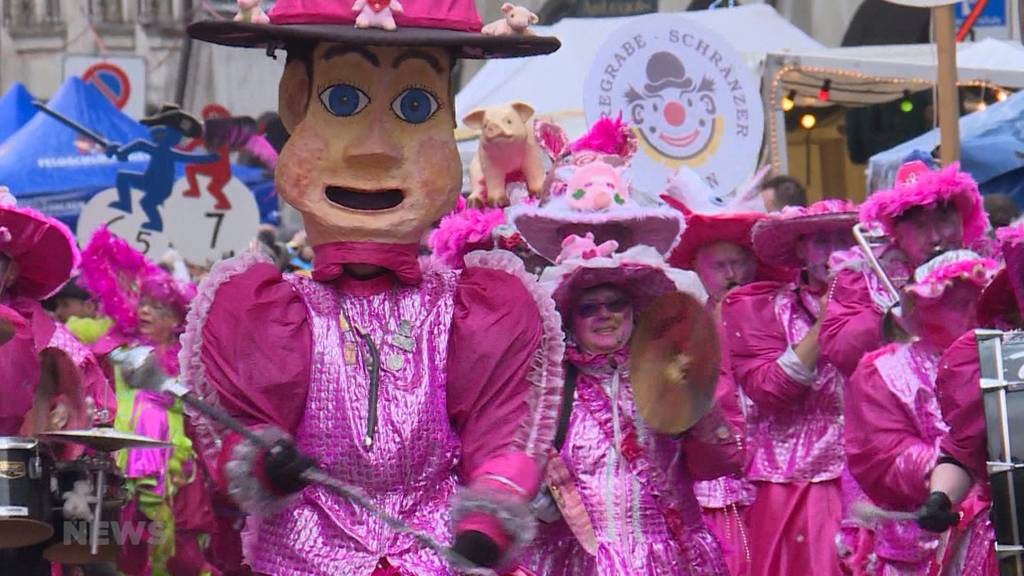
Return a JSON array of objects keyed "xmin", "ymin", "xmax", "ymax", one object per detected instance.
[
  {"xmin": 512, "ymin": 117, "xmax": 683, "ymax": 263},
  {"xmin": 751, "ymin": 199, "xmax": 859, "ymax": 268},
  {"xmin": 188, "ymin": 0, "xmax": 559, "ymax": 59},
  {"xmin": 860, "ymin": 161, "xmax": 988, "ymax": 245},
  {"xmin": 0, "ymin": 189, "xmax": 79, "ymax": 300},
  {"xmin": 978, "ymin": 224, "xmax": 1024, "ymax": 327},
  {"xmin": 903, "ymin": 249, "xmax": 999, "ymax": 300},
  {"xmin": 540, "ymin": 234, "xmax": 706, "ymax": 324}
]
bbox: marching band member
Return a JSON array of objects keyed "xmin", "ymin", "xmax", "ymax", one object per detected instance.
[
  {"xmin": 721, "ymin": 200, "xmax": 858, "ymax": 576},
  {"xmin": 821, "ymin": 161, "xmax": 987, "ymax": 378},
  {"xmin": 846, "ymin": 250, "xmax": 998, "ymax": 575},
  {"xmin": 917, "ymin": 224, "xmax": 1024, "ymax": 576},
  {"xmin": 180, "ymin": 2, "xmax": 565, "ymax": 573}
]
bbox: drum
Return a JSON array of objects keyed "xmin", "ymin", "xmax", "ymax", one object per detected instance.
[
  {"xmin": 979, "ymin": 330, "xmax": 1024, "ymax": 575},
  {"xmin": 44, "ymin": 456, "xmax": 124, "ymax": 564},
  {"xmin": 0, "ymin": 437, "xmax": 53, "ymax": 549}
]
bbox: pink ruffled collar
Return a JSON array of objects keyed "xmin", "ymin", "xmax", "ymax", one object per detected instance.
[{"xmin": 564, "ymin": 344, "xmax": 629, "ymax": 374}]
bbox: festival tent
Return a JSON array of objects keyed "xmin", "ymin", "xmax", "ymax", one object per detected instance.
[
  {"xmin": 0, "ymin": 83, "xmax": 37, "ymax": 144},
  {"xmin": 0, "ymin": 76, "xmax": 279, "ymax": 230},
  {"xmin": 867, "ymin": 89, "xmax": 1024, "ymax": 205},
  {"xmin": 763, "ymin": 38, "xmax": 1024, "ymax": 173}
]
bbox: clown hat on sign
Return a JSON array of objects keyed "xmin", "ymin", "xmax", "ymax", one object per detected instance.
[{"xmin": 188, "ymin": 0, "xmax": 560, "ymax": 59}]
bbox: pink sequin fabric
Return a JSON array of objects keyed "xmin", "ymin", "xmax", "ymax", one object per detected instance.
[
  {"xmin": 524, "ymin": 352, "xmax": 727, "ymax": 576},
  {"xmin": 252, "ymin": 272, "xmax": 462, "ymax": 576}
]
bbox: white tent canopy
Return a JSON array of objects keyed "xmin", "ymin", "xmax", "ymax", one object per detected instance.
[{"xmin": 455, "ymin": 4, "xmax": 823, "ymax": 141}]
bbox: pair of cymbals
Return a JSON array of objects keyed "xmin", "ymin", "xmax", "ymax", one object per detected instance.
[{"xmin": 38, "ymin": 428, "xmax": 172, "ymax": 452}]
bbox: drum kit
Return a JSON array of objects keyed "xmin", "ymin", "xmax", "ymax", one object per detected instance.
[{"xmin": 0, "ymin": 428, "xmax": 171, "ymax": 565}]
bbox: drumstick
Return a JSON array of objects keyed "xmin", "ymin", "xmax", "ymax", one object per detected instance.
[{"xmin": 850, "ymin": 501, "xmax": 920, "ymax": 523}]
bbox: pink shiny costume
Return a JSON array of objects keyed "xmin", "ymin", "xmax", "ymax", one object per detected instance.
[
  {"xmin": 693, "ymin": 324, "xmax": 754, "ymax": 576},
  {"xmin": 721, "ymin": 280, "xmax": 845, "ymax": 576},
  {"xmin": 821, "ymin": 247, "xmax": 912, "ymax": 378},
  {"xmin": 932, "ymin": 332, "xmax": 999, "ymax": 576},
  {"xmin": 846, "ymin": 342, "xmax": 947, "ymax": 575},
  {"xmin": 181, "ymin": 248, "xmax": 562, "ymax": 575},
  {"xmin": 523, "ymin": 346, "xmax": 738, "ymax": 576}
]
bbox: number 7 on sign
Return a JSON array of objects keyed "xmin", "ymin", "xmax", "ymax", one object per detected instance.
[{"xmin": 205, "ymin": 212, "xmax": 225, "ymax": 249}]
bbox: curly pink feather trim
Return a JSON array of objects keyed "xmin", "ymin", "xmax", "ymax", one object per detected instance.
[
  {"xmin": 997, "ymin": 223, "xmax": 1024, "ymax": 247},
  {"xmin": 428, "ymin": 207, "xmax": 505, "ymax": 269}
]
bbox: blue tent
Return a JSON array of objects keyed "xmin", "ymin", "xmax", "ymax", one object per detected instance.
[
  {"xmin": 0, "ymin": 83, "xmax": 37, "ymax": 143},
  {"xmin": 0, "ymin": 76, "xmax": 278, "ymax": 230},
  {"xmin": 868, "ymin": 90, "xmax": 1024, "ymax": 207}
]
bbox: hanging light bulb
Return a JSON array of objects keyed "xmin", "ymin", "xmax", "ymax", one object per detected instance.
[
  {"xmin": 781, "ymin": 90, "xmax": 796, "ymax": 112},
  {"xmin": 800, "ymin": 113, "xmax": 817, "ymax": 130},
  {"xmin": 817, "ymin": 79, "xmax": 831, "ymax": 102},
  {"xmin": 978, "ymin": 100, "xmax": 988, "ymax": 111},
  {"xmin": 900, "ymin": 90, "xmax": 914, "ymax": 113}
]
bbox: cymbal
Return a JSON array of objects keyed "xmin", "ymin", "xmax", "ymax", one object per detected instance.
[
  {"xmin": 630, "ymin": 291, "xmax": 720, "ymax": 434},
  {"xmin": 38, "ymin": 428, "xmax": 172, "ymax": 451}
]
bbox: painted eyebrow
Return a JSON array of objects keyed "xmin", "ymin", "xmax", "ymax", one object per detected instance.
[
  {"xmin": 321, "ymin": 45, "xmax": 381, "ymax": 67},
  {"xmin": 392, "ymin": 49, "xmax": 442, "ymax": 73}
]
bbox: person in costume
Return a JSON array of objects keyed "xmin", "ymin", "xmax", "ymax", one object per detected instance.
[
  {"xmin": 521, "ymin": 233, "xmax": 739, "ymax": 576},
  {"xmin": 821, "ymin": 160, "xmax": 987, "ymax": 378},
  {"xmin": 664, "ymin": 208, "xmax": 788, "ymax": 576},
  {"xmin": 845, "ymin": 250, "xmax": 998, "ymax": 575},
  {"xmin": 79, "ymin": 227, "xmax": 216, "ymax": 576},
  {"xmin": 181, "ymin": 2, "xmax": 563, "ymax": 574},
  {"xmin": 721, "ymin": 200, "xmax": 858, "ymax": 576},
  {"xmin": 914, "ymin": 225, "xmax": 1024, "ymax": 576}
]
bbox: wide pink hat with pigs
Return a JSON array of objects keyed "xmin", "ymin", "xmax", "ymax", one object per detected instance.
[
  {"xmin": 510, "ymin": 116, "xmax": 684, "ymax": 263},
  {"xmin": 188, "ymin": 0, "xmax": 559, "ymax": 59}
]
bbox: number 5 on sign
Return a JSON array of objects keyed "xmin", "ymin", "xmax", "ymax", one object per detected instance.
[
  {"xmin": 163, "ymin": 174, "xmax": 261, "ymax": 265},
  {"xmin": 76, "ymin": 189, "xmax": 172, "ymax": 260}
]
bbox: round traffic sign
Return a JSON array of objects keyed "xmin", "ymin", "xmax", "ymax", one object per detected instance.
[{"xmin": 82, "ymin": 63, "xmax": 132, "ymax": 110}]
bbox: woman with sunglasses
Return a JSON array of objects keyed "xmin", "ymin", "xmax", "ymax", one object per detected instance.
[{"xmin": 522, "ymin": 232, "xmax": 743, "ymax": 576}]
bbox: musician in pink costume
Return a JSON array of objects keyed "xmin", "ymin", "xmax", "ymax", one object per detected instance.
[
  {"xmin": 521, "ymin": 231, "xmax": 739, "ymax": 575},
  {"xmin": 183, "ymin": 2, "xmax": 563, "ymax": 574},
  {"xmin": 664, "ymin": 208, "xmax": 792, "ymax": 576},
  {"xmin": 0, "ymin": 189, "xmax": 111, "ymax": 439},
  {"xmin": 915, "ymin": 224, "xmax": 1024, "ymax": 576},
  {"xmin": 721, "ymin": 200, "xmax": 859, "ymax": 576},
  {"xmin": 845, "ymin": 250, "xmax": 998, "ymax": 575},
  {"xmin": 821, "ymin": 160, "xmax": 987, "ymax": 378}
]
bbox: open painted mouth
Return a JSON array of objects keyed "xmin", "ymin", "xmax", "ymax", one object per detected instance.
[
  {"xmin": 659, "ymin": 128, "xmax": 701, "ymax": 148},
  {"xmin": 325, "ymin": 187, "xmax": 404, "ymax": 211}
]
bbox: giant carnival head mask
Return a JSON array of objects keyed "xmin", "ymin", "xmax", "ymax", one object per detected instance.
[{"xmin": 186, "ymin": 0, "xmax": 560, "ymax": 247}]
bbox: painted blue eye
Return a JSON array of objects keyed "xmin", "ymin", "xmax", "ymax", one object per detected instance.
[
  {"xmin": 319, "ymin": 84, "xmax": 369, "ymax": 117},
  {"xmin": 391, "ymin": 88, "xmax": 439, "ymax": 124}
]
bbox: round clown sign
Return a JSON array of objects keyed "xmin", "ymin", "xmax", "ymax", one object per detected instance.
[{"xmin": 583, "ymin": 15, "xmax": 764, "ymax": 197}]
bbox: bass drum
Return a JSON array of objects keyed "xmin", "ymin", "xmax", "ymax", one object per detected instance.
[{"xmin": 0, "ymin": 438, "xmax": 53, "ymax": 549}]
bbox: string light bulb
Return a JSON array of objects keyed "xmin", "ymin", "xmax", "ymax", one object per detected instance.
[
  {"xmin": 817, "ymin": 79, "xmax": 831, "ymax": 102},
  {"xmin": 800, "ymin": 113, "xmax": 816, "ymax": 130},
  {"xmin": 900, "ymin": 90, "xmax": 913, "ymax": 113},
  {"xmin": 997, "ymin": 89, "xmax": 1009, "ymax": 102},
  {"xmin": 978, "ymin": 100, "xmax": 988, "ymax": 111},
  {"xmin": 781, "ymin": 90, "xmax": 796, "ymax": 112}
]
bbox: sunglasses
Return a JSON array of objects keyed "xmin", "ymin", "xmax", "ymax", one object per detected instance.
[{"xmin": 575, "ymin": 297, "xmax": 630, "ymax": 319}]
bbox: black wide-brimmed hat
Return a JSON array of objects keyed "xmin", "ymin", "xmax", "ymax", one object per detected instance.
[
  {"xmin": 187, "ymin": 0, "xmax": 560, "ymax": 59},
  {"xmin": 140, "ymin": 104, "xmax": 203, "ymax": 139}
]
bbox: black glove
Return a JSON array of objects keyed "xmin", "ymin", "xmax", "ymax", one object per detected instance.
[
  {"xmin": 451, "ymin": 530, "xmax": 501, "ymax": 568},
  {"xmin": 261, "ymin": 439, "xmax": 316, "ymax": 496},
  {"xmin": 916, "ymin": 491, "xmax": 959, "ymax": 533}
]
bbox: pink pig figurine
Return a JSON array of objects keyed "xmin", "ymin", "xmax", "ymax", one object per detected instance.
[
  {"xmin": 565, "ymin": 160, "xmax": 628, "ymax": 212},
  {"xmin": 352, "ymin": 0, "xmax": 404, "ymax": 31}
]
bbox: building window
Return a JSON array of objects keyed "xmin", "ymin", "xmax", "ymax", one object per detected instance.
[
  {"xmin": 3, "ymin": 0, "xmax": 64, "ymax": 32},
  {"xmin": 88, "ymin": 0, "xmax": 129, "ymax": 24},
  {"xmin": 138, "ymin": 0, "xmax": 177, "ymax": 25}
]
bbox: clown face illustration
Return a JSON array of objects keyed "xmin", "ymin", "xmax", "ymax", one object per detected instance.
[{"xmin": 625, "ymin": 51, "xmax": 718, "ymax": 161}]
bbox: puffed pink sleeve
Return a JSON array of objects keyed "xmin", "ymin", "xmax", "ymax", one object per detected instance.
[
  {"xmin": 721, "ymin": 282, "xmax": 814, "ymax": 414},
  {"xmin": 682, "ymin": 326, "xmax": 746, "ymax": 481},
  {"xmin": 845, "ymin": 351, "xmax": 937, "ymax": 509},
  {"xmin": 0, "ymin": 304, "xmax": 37, "ymax": 435},
  {"xmin": 180, "ymin": 253, "xmax": 311, "ymax": 479},
  {"xmin": 446, "ymin": 252, "xmax": 564, "ymax": 554},
  {"xmin": 936, "ymin": 332, "xmax": 987, "ymax": 484},
  {"xmin": 820, "ymin": 269, "xmax": 884, "ymax": 378}
]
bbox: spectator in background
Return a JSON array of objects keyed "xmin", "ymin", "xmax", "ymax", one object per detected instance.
[
  {"xmin": 44, "ymin": 280, "xmax": 98, "ymax": 323},
  {"xmin": 760, "ymin": 175, "xmax": 808, "ymax": 212},
  {"xmin": 984, "ymin": 193, "xmax": 1021, "ymax": 229}
]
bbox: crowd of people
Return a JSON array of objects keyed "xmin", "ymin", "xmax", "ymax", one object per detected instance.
[{"xmin": 2, "ymin": 1, "xmax": 1024, "ymax": 575}]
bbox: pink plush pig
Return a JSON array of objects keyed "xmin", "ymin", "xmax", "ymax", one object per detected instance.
[
  {"xmin": 463, "ymin": 102, "xmax": 546, "ymax": 208},
  {"xmin": 482, "ymin": 3, "xmax": 538, "ymax": 36},
  {"xmin": 235, "ymin": 0, "xmax": 269, "ymax": 23},
  {"xmin": 352, "ymin": 0, "xmax": 404, "ymax": 31},
  {"xmin": 556, "ymin": 232, "xmax": 619, "ymax": 264},
  {"xmin": 565, "ymin": 160, "xmax": 628, "ymax": 212}
]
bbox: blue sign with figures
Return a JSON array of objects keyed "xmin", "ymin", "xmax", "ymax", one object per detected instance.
[{"xmin": 956, "ymin": 0, "xmax": 1006, "ymax": 28}]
